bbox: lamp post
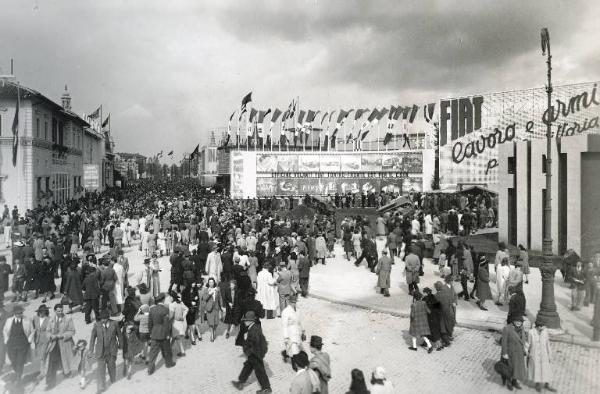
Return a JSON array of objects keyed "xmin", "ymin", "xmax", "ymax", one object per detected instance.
[{"xmin": 536, "ymin": 27, "xmax": 561, "ymax": 329}]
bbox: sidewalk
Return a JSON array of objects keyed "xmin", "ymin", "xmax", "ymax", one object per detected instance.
[{"xmin": 308, "ymin": 238, "xmax": 599, "ymax": 348}]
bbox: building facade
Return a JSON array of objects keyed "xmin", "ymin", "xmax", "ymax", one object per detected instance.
[
  {"xmin": 0, "ymin": 80, "xmax": 112, "ymax": 213},
  {"xmin": 498, "ymin": 134, "xmax": 600, "ymax": 261}
]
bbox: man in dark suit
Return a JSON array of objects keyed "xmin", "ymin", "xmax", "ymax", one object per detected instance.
[
  {"xmin": 297, "ymin": 250, "xmax": 311, "ymax": 297},
  {"xmin": 99, "ymin": 259, "xmax": 118, "ymax": 315},
  {"xmin": 89, "ymin": 309, "xmax": 122, "ymax": 393},
  {"xmin": 82, "ymin": 265, "xmax": 101, "ymax": 324},
  {"xmin": 231, "ymin": 311, "xmax": 271, "ymax": 393},
  {"xmin": 146, "ymin": 293, "xmax": 175, "ymax": 374}
]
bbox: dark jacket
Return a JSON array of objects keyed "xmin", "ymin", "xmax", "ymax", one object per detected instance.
[
  {"xmin": 148, "ymin": 303, "xmax": 171, "ymax": 340},
  {"xmin": 507, "ymin": 291, "xmax": 526, "ymax": 324},
  {"xmin": 242, "ymin": 323, "xmax": 267, "ymax": 359},
  {"xmin": 298, "ymin": 256, "xmax": 311, "ymax": 279},
  {"xmin": 89, "ymin": 320, "xmax": 122, "ymax": 358},
  {"xmin": 82, "ymin": 270, "xmax": 101, "ymax": 300}
]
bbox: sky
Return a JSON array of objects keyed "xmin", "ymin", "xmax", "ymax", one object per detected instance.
[{"xmin": 0, "ymin": 0, "xmax": 598, "ymax": 158}]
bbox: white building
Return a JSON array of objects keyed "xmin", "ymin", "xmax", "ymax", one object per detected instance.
[{"xmin": 0, "ymin": 80, "xmax": 108, "ymax": 212}]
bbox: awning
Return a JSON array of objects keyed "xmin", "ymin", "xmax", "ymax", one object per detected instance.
[{"xmin": 378, "ymin": 195, "xmax": 413, "ymax": 213}]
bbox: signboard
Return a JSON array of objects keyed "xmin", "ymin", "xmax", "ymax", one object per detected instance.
[
  {"xmin": 438, "ymin": 82, "xmax": 600, "ymax": 191},
  {"xmin": 83, "ymin": 164, "xmax": 100, "ymax": 191},
  {"xmin": 230, "ymin": 151, "xmax": 257, "ymax": 198}
]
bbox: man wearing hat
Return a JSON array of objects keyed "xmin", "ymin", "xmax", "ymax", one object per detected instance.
[
  {"xmin": 376, "ymin": 249, "xmax": 392, "ymax": 297},
  {"xmin": 3, "ymin": 304, "xmax": 33, "ymax": 386},
  {"xmin": 147, "ymin": 293, "xmax": 175, "ymax": 374},
  {"xmin": 231, "ymin": 311, "xmax": 271, "ymax": 393},
  {"xmin": 276, "ymin": 263, "xmax": 293, "ymax": 316},
  {"xmin": 309, "ymin": 336, "xmax": 331, "ymax": 394},
  {"xmin": 89, "ymin": 309, "xmax": 122, "ymax": 393},
  {"xmin": 290, "ymin": 351, "xmax": 316, "ymax": 394},
  {"xmin": 0, "ymin": 256, "xmax": 12, "ymax": 308}
]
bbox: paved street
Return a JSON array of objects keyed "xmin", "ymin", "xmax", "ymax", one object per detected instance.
[
  {"xmin": 308, "ymin": 238, "xmax": 597, "ymax": 343},
  {"xmin": 0, "ymin": 238, "xmax": 598, "ymax": 394}
]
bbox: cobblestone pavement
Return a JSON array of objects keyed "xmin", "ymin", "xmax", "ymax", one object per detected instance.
[{"xmin": 0, "ymin": 240, "xmax": 598, "ymax": 394}]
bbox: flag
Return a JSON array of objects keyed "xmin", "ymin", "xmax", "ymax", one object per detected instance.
[
  {"xmin": 424, "ymin": 102, "xmax": 435, "ymax": 123},
  {"xmin": 320, "ymin": 112, "xmax": 329, "ymax": 125},
  {"xmin": 11, "ymin": 84, "xmax": 20, "ymax": 167},
  {"xmin": 157, "ymin": 150, "xmax": 163, "ymax": 158},
  {"xmin": 88, "ymin": 106, "xmax": 101, "ymax": 119},
  {"xmin": 399, "ymin": 105, "xmax": 419, "ymax": 123},
  {"xmin": 240, "ymin": 92, "xmax": 252, "ymax": 115},
  {"xmin": 332, "ymin": 109, "xmax": 351, "ymax": 138},
  {"xmin": 168, "ymin": 150, "xmax": 174, "ymax": 156},
  {"xmin": 190, "ymin": 144, "xmax": 199, "ymax": 159},
  {"xmin": 101, "ymin": 115, "xmax": 110, "ymax": 129},
  {"xmin": 383, "ymin": 106, "xmax": 397, "ymax": 146},
  {"xmin": 296, "ymin": 110, "xmax": 306, "ymax": 135},
  {"xmin": 227, "ymin": 111, "xmax": 236, "ymax": 135},
  {"xmin": 304, "ymin": 110, "xmax": 317, "ymax": 141},
  {"xmin": 359, "ymin": 108, "xmax": 379, "ymax": 141},
  {"xmin": 269, "ymin": 108, "xmax": 282, "ymax": 134},
  {"xmin": 247, "ymin": 108, "xmax": 258, "ymax": 137}
]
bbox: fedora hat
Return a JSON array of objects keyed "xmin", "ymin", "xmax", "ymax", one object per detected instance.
[{"xmin": 241, "ymin": 311, "xmax": 257, "ymax": 322}]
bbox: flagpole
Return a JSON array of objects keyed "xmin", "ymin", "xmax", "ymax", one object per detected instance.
[
  {"xmin": 377, "ymin": 121, "xmax": 380, "ymax": 152},
  {"xmin": 16, "ymin": 82, "xmax": 21, "ymax": 207}
]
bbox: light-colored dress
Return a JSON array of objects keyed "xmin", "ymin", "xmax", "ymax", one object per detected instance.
[
  {"xmin": 281, "ymin": 305, "xmax": 303, "ymax": 356},
  {"xmin": 256, "ymin": 269, "xmax": 278, "ymax": 310},
  {"xmin": 169, "ymin": 301, "xmax": 188, "ymax": 337},
  {"xmin": 113, "ymin": 262, "xmax": 125, "ymax": 305}
]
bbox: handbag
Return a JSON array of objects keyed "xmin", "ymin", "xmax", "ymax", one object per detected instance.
[{"xmin": 494, "ymin": 358, "xmax": 513, "ymax": 378}]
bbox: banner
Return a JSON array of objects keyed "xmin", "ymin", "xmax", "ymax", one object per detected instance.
[
  {"xmin": 230, "ymin": 151, "xmax": 257, "ymax": 198},
  {"xmin": 319, "ymin": 156, "xmax": 341, "ymax": 172},
  {"xmin": 298, "ymin": 155, "xmax": 320, "ymax": 172},
  {"xmin": 256, "ymin": 154, "xmax": 278, "ymax": 172},
  {"xmin": 340, "ymin": 155, "xmax": 361, "ymax": 172},
  {"xmin": 438, "ymin": 82, "xmax": 600, "ymax": 191},
  {"xmin": 83, "ymin": 164, "xmax": 100, "ymax": 190},
  {"xmin": 360, "ymin": 154, "xmax": 382, "ymax": 171}
]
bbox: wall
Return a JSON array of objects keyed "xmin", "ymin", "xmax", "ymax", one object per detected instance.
[{"xmin": 581, "ymin": 152, "xmax": 600, "ymax": 260}]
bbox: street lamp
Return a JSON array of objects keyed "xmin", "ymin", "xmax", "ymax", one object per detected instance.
[{"xmin": 536, "ymin": 27, "xmax": 561, "ymax": 329}]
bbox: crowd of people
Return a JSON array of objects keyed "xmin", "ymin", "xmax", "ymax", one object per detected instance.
[
  {"xmin": 0, "ymin": 177, "xmax": 597, "ymax": 393},
  {"xmin": 0, "ymin": 180, "xmax": 400, "ymax": 394}
]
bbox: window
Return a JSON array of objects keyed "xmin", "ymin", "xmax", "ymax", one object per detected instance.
[
  {"xmin": 36, "ymin": 118, "xmax": 40, "ymax": 138},
  {"xmin": 44, "ymin": 121, "xmax": 48, "ymax": 140},
  {"xmin": 53, "ymin": 173, "xmax": 71, "ymax": 204},
  {"xmin": 0, "ymin": 114, "xmax": 2, "ymax": 136},
  {"xmin": 36, "ymin": 177, "xmax": 42, "ymax": 197},
  {"xmin": 52, "ymin": 118, "xmax": 57, "ymax": 143},
  {"xmin": 58, "ymin": 121, "xmax": 64, "ymax": 146},
  {"xmin": 45, "ymin": 177, "xmax": 50, "ymax": 191}
]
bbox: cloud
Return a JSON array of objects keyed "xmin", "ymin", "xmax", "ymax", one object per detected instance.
[{"xmin": 0, "ymin": 0, "xmax": 597, "ymax": 157}]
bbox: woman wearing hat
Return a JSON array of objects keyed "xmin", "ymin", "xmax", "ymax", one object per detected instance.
[
  {"xmin": 500, "ymin": 316, "xmax": 527, "ymax": 390},
  {"xmin": 370, "ymin": 366, "xmax": 394, "ymax": 393},
  {"xmin": 475, "ymin": 256, "xmax": 493, "ymax": 311},
  {"xmin": 32, "ymin": 304, "xmax": 51, "ymax": 377}
]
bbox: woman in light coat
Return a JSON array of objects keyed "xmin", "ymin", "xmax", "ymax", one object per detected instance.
[
  {"xmin": 315, "ymin": 234, "xmax": 328, "ymax": 265},
  {"xmin": 256, "ymin": 266, "xmax": 278, "ymax": 318},
  {"xmin": 527, "ymin": 322, "xmax": 557, "ymax": 392},
  {"xmin": 496, "ymin": 257, "xmax": 511, "ymax": 306},
  {"xmin": 32, "ymin": 304, "xmax": 52, "ymax": 377}
]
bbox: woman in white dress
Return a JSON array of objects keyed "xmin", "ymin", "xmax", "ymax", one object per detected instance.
[
  {"xmin": 113, "ymin": 260, "xmax": 125, "ymax": 310},
  {"xmin": 496, "ymin": 257, "xmax": 511, "ymax": 306},
  {"xmin": 157, "ymin": 230, "xmax": 166, "ymax": 257},
  {"xmin": 280, "ymin": 294, "xmax": 305, "ymax": 364},
  {"xmin": 256, "ymin": 266, "xmax": 278, "ymax": 318}
]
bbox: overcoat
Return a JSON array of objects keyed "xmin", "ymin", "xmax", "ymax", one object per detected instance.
[
  {"xmin": 501, "ymin": 324, "xmax": 527, "ymax": 382},
  {"xmin": 45, "ymin": 315, "xmax": 77, "ymax": 375},
  {"xmin": 376, "ymin": 256, "xmax": 392, "ymax": 289},
  {"xmin": 527, "ymin": 328, "xmax": 552, "ymax": 383}
]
